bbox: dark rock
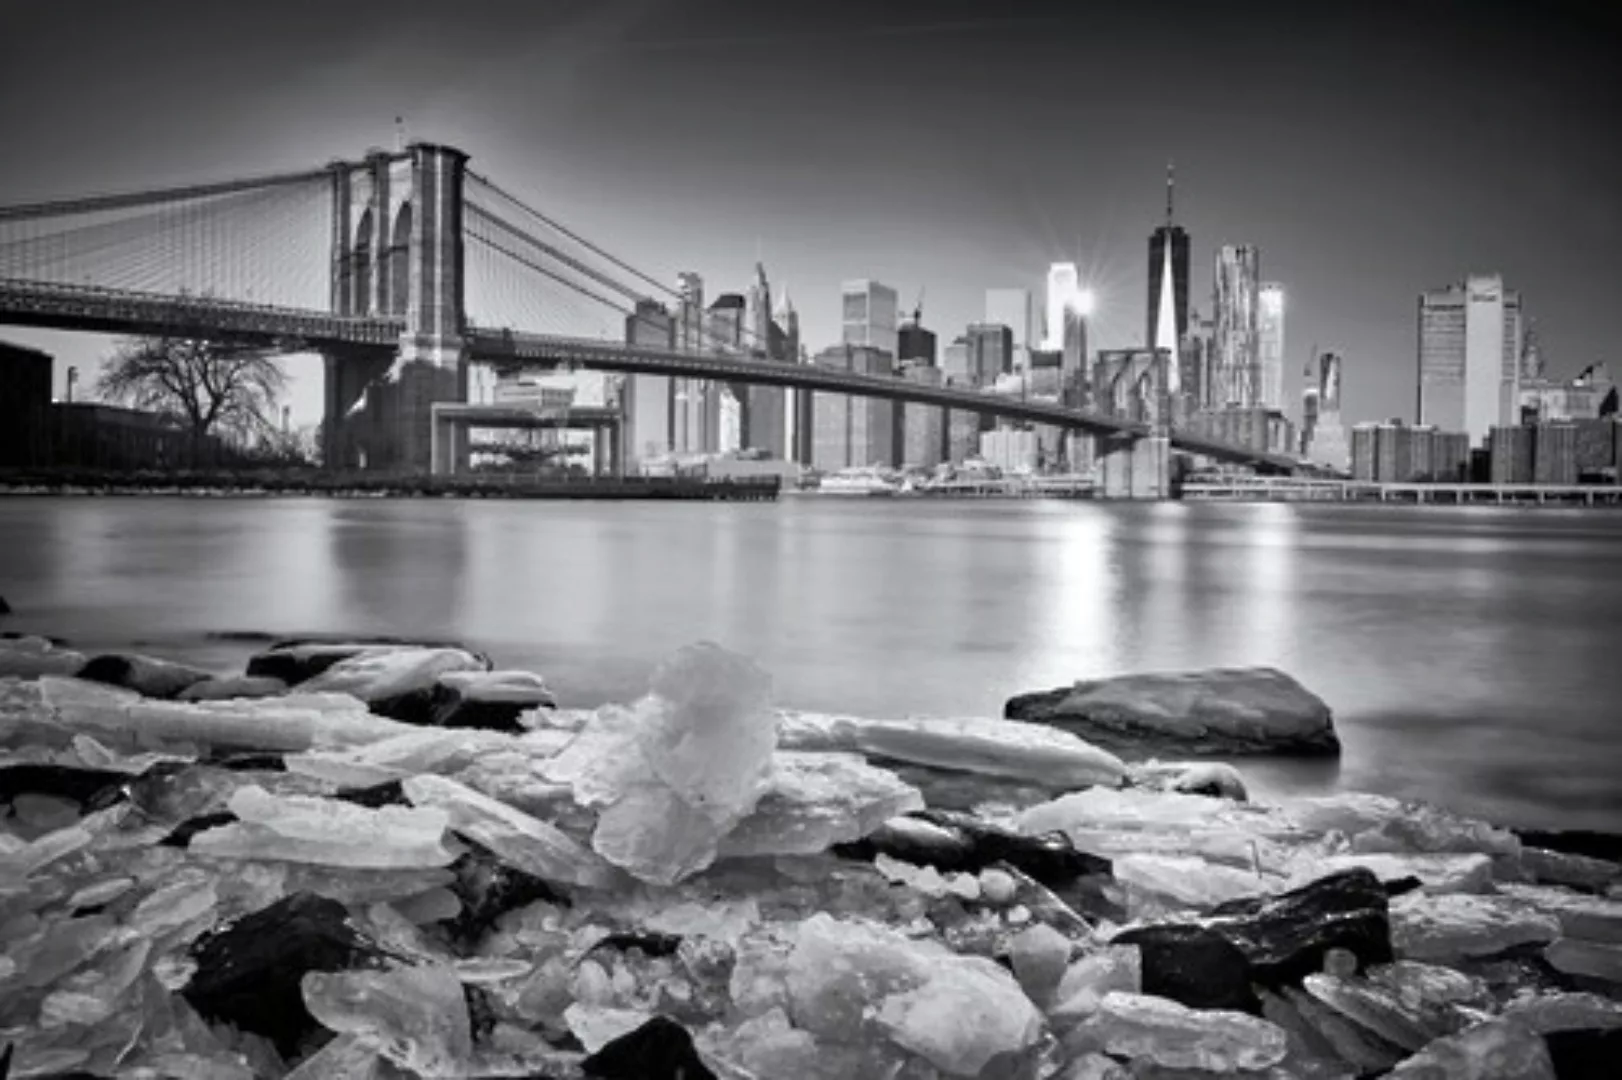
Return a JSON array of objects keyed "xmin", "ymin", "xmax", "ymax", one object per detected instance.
[
  {"xmin": 333, "ymin": 779, "xmax": 410, "ymax": 809},
  {"xmin": 463, "ymin": 984, "xmax": 498, "ymax": 1041},
  {"xmin": 0, "ymin": 764, "xmax": 132, "ymax": 813},
  {"xmin": 199, "ymin": 751, "xmax": 287, "ymax": 772},
  {"xmin": 245, "ymin": 637, "xmax": 482, "ymax": 687},
  {"xmin": 1202, "ymin": 868, "xmax": 1394, "ymax": 989},
  {"xmin": 1516, "ymin": 830, "xmax": 1622, "ymax": 866},
  {"xmin": 1386, "ymin": 875, "xmax": 1425, "ymax": 898},
  {"xmin": 159, "ymin": 811, "xmax": 239, "ymax": 848},
  {"xmin": 443, "ymin": 844, "xmax": 570, "ymax": 948},
  {"xmin": 1005, "ymin": 666, "xmax": 1341, "ymax": 758},
  {"xmin": 587, "ymin": 931, "xmax": 684, "ymax": 959},
  {"xmin": 176, "ymin": 675, "xmax": 287, "ymax": 702},
  {"xmin": 833, "ymin": 809, "xmax": 1111, "ymax": 891},
  {"xmin": 581, "ymin": 1016, "xmax": 717, "ymax": 1080},
  {"xmin": 0, "ymin": 595, "xmax": 10, "ymax": 615},
  {"xmin": 1111, "ymin": 923, "xmax": 1260, "ymax": 1013},
  {"xmin": 1543, "ymin": 1028, "xmax": 1622, "ymax": 1080},
  {"xmin": 75, "ymin": 653, "xmax": 212, "ymax": 700},
  {"xmin": 180, "ymin": 892, "xmax": 390, "ymax": 1060}
]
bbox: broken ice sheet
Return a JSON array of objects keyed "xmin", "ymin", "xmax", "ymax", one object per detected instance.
[
  {"xmin": 301, "ymin": 963, "xmax": 473, "ymax": 1076},
  {"xmin": 188, "ymin": 784, "xmax": 459, "ymax": 870},
  {"xmin": 716, "ymin": 750, "xmax": 924, "ymax": 860}
]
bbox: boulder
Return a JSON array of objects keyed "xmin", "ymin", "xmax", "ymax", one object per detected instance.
[
  {"xmin": 0, "ymin": 634, "xmax": 88, "ymax": 678},
  {"xmin": 422, "ymin": 669, "xmax": 557, "ymax": 733},
  {"xmin": 296, "ymin": 647, "xmax": 492, "ymax": 722},
  {"xmin": 0, "ymin": 593, "xmax": 10, "ymax": 615},
  {"xmin": 180, "ymin": 892, "xmax": 392, "ymax": 1059},
  {"xmin": 175, "ymin": 675, "xmax": 288, "ymax": 702},
  {"xmin": 1005, "ymin": 666, "xmax": 1340, "ymax": 758},
  {"xmin": 580, "ymin": 1015, "xmax": 717, "ymax": 1080},
  {"xmin": 1108, "ymin": 924, "xmax": 1260, "ymax": 1013},
  {"xmin": 76, "ymin": 653, "xmax": 213, "ymax": 699},
  {"xmin": 834, "ymin": 809, "xmax": 1111, "ymax": 890}
]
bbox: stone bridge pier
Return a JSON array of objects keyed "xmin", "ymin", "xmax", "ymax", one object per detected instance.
[
  {"xmin": 1095, "ymin": 433, "xmax": 1175, "ymax": 500},
  {"xmin": 321, "ymin": 142, "xmax": 470, "ymax": 472}
]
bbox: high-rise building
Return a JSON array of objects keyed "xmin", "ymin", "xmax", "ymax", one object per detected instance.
[
  {"xmin": 1213, "ymin": 245, "xmax": 1261, "ymax": 408},
  {"xmin": 1534, "ymin": 422, "xmax": 1579, "ymax": 485},
  {"xmin": 1147, "ymin": 164, "xmax": 1191, "ymax": 356},
  {"xmin": 986, "ymin": 288, "xmax": 1034, "ymax": 372},
  {"xmin": 941, "ymin": 337, "xmax": 971, "ymax": 385},
  {"xmin": 1258, "ymin": 283, "xmax": 1285, "ymax": 411},
  {"xmin": 1179, "ymin": 311, "xmax": 1216, "ymax": 411},
  {"xmin": 706, "ymin": 294, "xmax": 747, "ymax": 454},
  {"xmin": 810, "ymin": 344, "xmax": 894, "ymax": 470},
  {"xmin": 1300, "ymin": 389, "xmax": 1320, "ymax": 455},
  {"xmin": 841, "ymin": 279, "xmax": 899, "ymax": 358},
  {"xmin": 980, "ymin": 428, "xmax": 1040, "ymax": 474},
  {"xmin": 1418, "ymin": 274, "xmax": 1525, "ymax": 447},
  {"xmin": 897, "ymin": 362, "xmax": 944, "ymax": 469},
  {"xmin": 1351, "ymin": 423, "xmax": 1377, "ymax": 481},
  {"xmin": 1488, "ymin": 425, "xmax": 1535, "ymax": 484},
  {"xmin": 1375, "ymin": 421, "xmax": 1414, "ymax": 483},
  {"xmin": 1044, "ymin": 264, "xmax": 1079, "ymax": 351},
  {"xmin": 623, "ymin": 300, "xmax": 675, "ymax": 469},
  {"xmin": 966, "ymin": 323, "xmax": 1015, "ymax": 386},
  {"xmin": 741, "ymin": 264, "xmax": 796, "ymax": 459},
  {"xmin": 671, "ymin": 272, "xmax": 714, "ymax": 455},
  {"xmin": 898, "ymin": 321, "xmax": 937, "ymax": 365}
]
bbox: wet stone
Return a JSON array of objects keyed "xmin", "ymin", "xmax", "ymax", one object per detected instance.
[
  {"xmin": 580, "ymin": 1015, "xmax": 717, "ymax": 1080},
  {"xmin": 76, "ymin": 654, "xmax": 213, "ymax": 700}
]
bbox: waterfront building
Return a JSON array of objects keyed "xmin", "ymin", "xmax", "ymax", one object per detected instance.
[
  {"xmin": 1519, "ymin": 362, "xmax": 1616, "ymax": 423},
  {"xmin": 1351, "ymin": 423, "xmax": 1378, "ymax": 481},
  {"xmin": 1489, "ymin": 425, "xmax": 1535, "ymax": 484},
  {"xmin": 941, "ymin": 337, "xmax": 971, "ymax": 385},
  {"xmin": 1258, "ymin": 283, "xmax": 1285, "ymax": 411},
  {"xmin": 810, "ymin": 344, "xmax": 894, "ymax": 470},
  {"xmin": 841, "ymin": 279, "xmax": 900, "ymax": 358},
  {"xmin": 671, "ymin": 272, "xmax": 717, "ymax": 455},
  {"xmin": 1147, "ymin": 164, "xmax": 1191, "ymax": 355},
  {"xmin": 980, "ymin": 428, "xmax": 1040, "ymax": 474},
  {"xmin": 0, "ymin": 340, "xmax": 52, "ymax": 467},
  {"xmin": 945, "ymin": 407, "xmax": 984, "ymax": 465},
  {"xmin": 740, "ymin": 264, "xmax": 797, "ymax": 460},
  {"xmin": 1418, "ymin": 274, "xmax": 1526, "ymax": 446},
  {"xmin": 1178, "ymin": 311, "xmax": 1216, "ymax": 412},
  {"xmin": 985, "ymin": 288, "xmax": 1033, "ymax": 373},
  {"xmin": 622, "ymin": 300, "xmax": 675, "ymax": 470},
  {"xmin": 1374, "ymin": 421, "xmax": 1414, "ymax": 483},
  {"xmin": 966, "ymin": 323, "xmax": 1015, "ymax": 386},
  {"xmin": 1301, "ymin": 350, "xmax": 1349, "ymax": 470},
  {"xmin": 1534, "ymin": 422, "xmax": 1579, "ymax": 485}
]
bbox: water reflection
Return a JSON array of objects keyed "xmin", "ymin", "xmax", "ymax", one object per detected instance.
[{"xmin": 3, "ymin": 496, "xmax": 1620, "ymax": 833}]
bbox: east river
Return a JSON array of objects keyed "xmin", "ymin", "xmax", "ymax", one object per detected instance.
[{"xmin": 2, "ymin": 495, "xmax": 1620, "ymax": 834}]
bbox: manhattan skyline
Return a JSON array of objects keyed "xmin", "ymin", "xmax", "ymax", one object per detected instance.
[{"xmin": 0, "ymin": 0, "xmax": 1616, "ymax": 429}]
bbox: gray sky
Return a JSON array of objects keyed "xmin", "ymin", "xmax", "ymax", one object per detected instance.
[{"xmin": 1, "ymin": 0, "xmax": 1617, "ymax": 426}]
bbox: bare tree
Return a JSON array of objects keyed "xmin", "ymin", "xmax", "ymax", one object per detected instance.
[{"xmin": 95, "ymin": 336, "xmax": 288, "ymax": 461}]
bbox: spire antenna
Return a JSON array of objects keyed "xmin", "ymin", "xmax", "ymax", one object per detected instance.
[{"xmin": 1166, "ymin": 160, "xmax": 1175, "ymax": 227}]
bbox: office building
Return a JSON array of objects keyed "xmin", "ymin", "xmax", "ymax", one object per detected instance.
[
  {"xmin": 896, "ymin": 362, "xmax": 944, "ymax": 469},
  {"xmin": 985, "ymin": 288, "xmax": 1033, "ymax": 372},
  {"xmin": 706, "ymin": 294, "xmax": 747, "ymax": 454},
  {"xmin": 1213, "ymin": 245, "xmax": 1261, "ymax": 408},
  {"xmin": 1044, "ymin": 264, "xmax": 1079, "ymax": 351},
  {"xmin": 1374, "ymin": 421, "xmax": 1414, "ymax": 483},
  {"xmin": 1519, "ymin": 362, "xmax": 1616, "ymax": 423},
  {"xmin": 941, "ymin": 337, "xmax": 971, "ymax": 384},
  {"xmin": 945, "ymin": 408, "xmax": 985, "ymax": 465},
  {"xmin": 1147, "ymin": 164, "xmax": 1191, "ymax": 356},
  {"xmin": 841, "ymin": 279, "xmax": 899, "ymax": 358},
  {"xmin": 1534, "ymin": 422, "xmax": 1579, "ymax": 486},
  {"xmin": 1179, "ymin": 312, "xmax": 1216, "ymax": 412},
  {"xmin": 898, "ymin": 321, "xmax": 937, "ymax": 365},
  {"xmin": 1418, "ymin": 274, "xmax": 1526, "ymax": 446},
  {"xmin": 1351, "ymin": 423, "xmax": 1377, "ymax": 481},
  {"xmin": 1300, "ymin": 389, "xmax": 1320, "ymax": 455},
  {"xmin": 622, "ymin": 300, "xmax": 675, "ymax": 469},
  {"xmin": 1301, "ymin": 349, "xmax": 1349, "ymax": 470},
  {"xmin": 810, "ymin": 344, "xmax": 893, "ymax": 470},
  {"xmin": 1489, "ymin": 425, "xmax": 1535, "ymax": 484},
  {"xmin": 966, "ymin": 323, "xmax": 1015, "ymax": 386},
  {"xmin": 671, "ymin": 272, "xmax": 715, "ymax": 455},
  {"xmin": 743, "ymin": 264, "xmax": 797, "ymax": 460},
  {"xmin": 1258, "ymin": 283, "xmax": 1285, "ymax": 410}
]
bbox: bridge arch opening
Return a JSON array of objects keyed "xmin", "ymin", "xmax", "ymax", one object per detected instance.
[
  {"xmin": 351, "ymin": 207, "xmax": 374, "ymax": 315},
  {"xmin": 388, "ymin": 202, "xmax": 412, "ymax": 317}
]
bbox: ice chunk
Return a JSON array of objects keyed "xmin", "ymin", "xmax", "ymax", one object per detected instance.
[
  {"xmin": 848, "ymin": 715, "xmax": 1128, "ymax": 789},
  {"xmin": 563, "ymin": 1003, "xmax": 657, "ymax": 1053},
  {"xmin": 1500, "ymin": 991, "xmax": 1622, "ymax": 1034},
  {"xmin": 1008, "ymin": 922, "xmax": 1072, "ymax": 1002},
  {"xmin": 1389, "ymin": 892, "xmax": 1562, "ymax": 962},
  {"xmin": 301, "ymin": 963, "xmax": 473, "ymax": 1077},
  {"xmin": 1497, "ymin": 882, "xmax": 1622, "ymax": 944},
  {"xmin": 187, "ymin": 784, "xmax": 458, "ymax": 870},
  {"xmin": 875, "ymin": 954, "xmax": 1045, "ymax": 1077},
  {"xmin": 1112, "ymin": 852, "xmax": 1278, "ymax": 914},
  {"xmin": 401, "ymin": 773, "xmax": 619, "ymax": 889},
  {"xmin": 717, "ymin": 751, "xmax": 923, "ymax": 859},
  {"xmin": 1051, "ymin": 946, "xmax": 1142, "ymax": 1025},
  {"xmin": 1080, "ymin": 991, "xmax": 1289, "ymax": 1073},
  {"xmin": 1544, "ymin": 938, "xmax": 1622, "ymax": 984},
  {"xmin": 1281, "ymin": 792, "xmax": 1521, "ymax": 859},
  {"xmin": 1386, "ymin": 1018, "xmax": 1556, "ymax": 1079},
  {"xmin": 0, "ymin": 635, "xmax": 88, "ymax": 678},
  {"xmin": 1292, "ymin": 853, "xmax": 1495, "ymax": 895},
  {"xmin": 298, "ymin": 646, "xmax": 488, "ymax": 704}
]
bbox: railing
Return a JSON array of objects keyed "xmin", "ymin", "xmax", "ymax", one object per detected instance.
[{"xmin": 0, "ymin": 278, "xmax": 405, "ymax": 345}]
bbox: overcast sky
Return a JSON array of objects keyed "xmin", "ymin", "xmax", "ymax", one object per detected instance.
[{"xmin": 1, "ymin": 0, "xmax": 1617, "ymax": 426}]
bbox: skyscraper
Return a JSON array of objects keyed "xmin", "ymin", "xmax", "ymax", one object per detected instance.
[
  {"xmin": 811, "ymin": 344, "xmax": 894, "ymax": 470},
  {"xmin": 1418, "ymin": 274, "xmax": 1525, "ymax": 446},
  {"xmin": 1258, "ymin": 283, "xmax": 1285, "ymax": 410},
  {"xmin": 841, "ymin": 279, "xmax": 899, "ymax": 358},
  {"xmin": 671, "ymin": 272, "xmax": 711, "ymax": 455},
  {"xmin": 744, "ymin": 263, "xmax": 793, "ymax": 459},
  {"xmin": 986, "ymin": 288, "xmax": 1033, "ymax": 372},
  {"xmin": 898, "ymin": 321, "xmax": 937, "ymax": 365},
  {"xmin": 1044, "ymin": 264, "xmax": 1079, "ymax": 351},
  {"xmin": 1147, "ymin": 164, "xmax": 1191, "ymax": 354},
  {"xmin": 707, "ymin": 293, "xmax": 747, "ymax": 453},
  {"xmin": 1213, "ymin": 245, "xmax": 1261, "ymax": 407},
  {"xmin": 623, "ymin": 299, "xmax": 674, "ymax": 469},
  {"xmin": 966, "ymin": 323, "xmax": 1014, "ymax": 386}
]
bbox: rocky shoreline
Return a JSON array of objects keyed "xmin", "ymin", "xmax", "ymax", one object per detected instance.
[{"xmin": 1, "ymin": 628, "xmax": 1619, "ymax": 1079}]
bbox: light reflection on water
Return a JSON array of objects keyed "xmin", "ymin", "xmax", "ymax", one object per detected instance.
[{"xmin": 2, "ymin": 496, "xmax": 1620, "ymax": 833}]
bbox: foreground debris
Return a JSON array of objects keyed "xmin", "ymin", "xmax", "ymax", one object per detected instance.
[{"xmin": 2, "ymin": 634, "xmax": 1619, "ymax": 1079}]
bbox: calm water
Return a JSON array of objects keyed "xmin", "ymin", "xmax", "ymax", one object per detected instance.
[{"xmin": 2, "ymin": 495, "xmax": 1620, "ymax": 833}]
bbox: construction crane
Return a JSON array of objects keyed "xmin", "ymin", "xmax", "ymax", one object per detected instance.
[{"xmin": 905, "ymin": 287, "xmax": 925, "ymax": 326}]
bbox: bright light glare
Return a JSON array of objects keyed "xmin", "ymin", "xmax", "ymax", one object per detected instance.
[{"xmin": 1073, "ymin": 287, "xmax": 1097, "ymax": 316}]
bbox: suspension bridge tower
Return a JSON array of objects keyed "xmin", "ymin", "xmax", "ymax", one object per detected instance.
[{"xmin": 323, "ymin": 142, "xmax": 470, "ymax": 472}]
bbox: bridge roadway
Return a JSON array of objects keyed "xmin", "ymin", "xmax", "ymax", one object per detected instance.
[{"xmin": 0, "ymin": 278, "xmax": 1301, "ymax": 473}]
